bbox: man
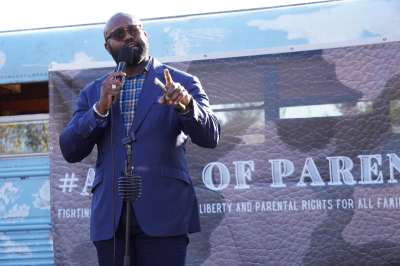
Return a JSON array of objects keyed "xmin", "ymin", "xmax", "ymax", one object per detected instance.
[{"xmin": 59, "ymin": 12, "xmax": 220, "ymax": 265}]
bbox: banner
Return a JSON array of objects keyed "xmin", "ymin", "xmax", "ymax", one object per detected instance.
[{"xmin": 49, "ymin": 41, "xmax": 400, "ymax": 265}]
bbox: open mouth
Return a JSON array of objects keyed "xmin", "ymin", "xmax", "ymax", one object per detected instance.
[{"xmin": 128, "ymin": 43, "xmax": 139, "ymax": 51}]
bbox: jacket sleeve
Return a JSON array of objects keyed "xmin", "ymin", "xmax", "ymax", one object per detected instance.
[
  {"xmin": 59, "ymin": 83, "xmax": 107, "ymax": 163},
  {"xmin": 179, "ymin": 75, "xmax": 221, "ymax": 149}
]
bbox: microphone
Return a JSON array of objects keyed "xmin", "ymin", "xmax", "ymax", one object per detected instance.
[
  {"xmin": 112, "ymin": 46, "xmax": 133, "ymax": 102},
  {"xmin": 116, "ymin": 46, "xmax": 134, "ymax": 82}
]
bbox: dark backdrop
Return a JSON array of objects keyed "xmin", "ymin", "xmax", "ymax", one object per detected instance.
[{"xmin": 49, "ymin": 41, "xmax": 400, "ymax": 265}]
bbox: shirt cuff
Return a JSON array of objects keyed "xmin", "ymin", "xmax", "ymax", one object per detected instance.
[
  {"xmin": 94, "ymin": 110, "xmax": 108, "ymax": 127},
  {"xmin": 175, "ymin": 97, "xmax": 194, "ymax": 119},
  {"xmin": 177, "ymin": 108, "xmax": 193, "ymax": 119}
]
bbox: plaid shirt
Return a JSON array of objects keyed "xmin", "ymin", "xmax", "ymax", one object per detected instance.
[{"xmin": 120, "ymin": 57, "xmax": 153, "ymax": 135}]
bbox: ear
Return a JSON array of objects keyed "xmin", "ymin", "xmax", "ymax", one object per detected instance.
[
  {"xmin": 104, "ymin": 42, "xmax": 111, "ymax": 54},
  {"xmin": 143, "ymin": 31, "xmax": 148, "ymax": 37}
]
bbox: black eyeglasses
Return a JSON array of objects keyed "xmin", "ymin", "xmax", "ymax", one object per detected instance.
[{"xmin": 105, "ymin": 24, "xmax": 142, "ymax": 42}]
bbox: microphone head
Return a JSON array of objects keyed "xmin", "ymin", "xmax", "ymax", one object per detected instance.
[{"xmin": 118, "ymin": 46, "xmax": 134, "ymax": 64}]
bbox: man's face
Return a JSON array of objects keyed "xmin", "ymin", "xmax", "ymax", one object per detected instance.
[{"xmin": 104, "ymin": 14, "xmax": 149, "ymax": 66}]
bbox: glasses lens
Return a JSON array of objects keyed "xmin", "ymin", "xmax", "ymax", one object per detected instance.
[
  {"xmin": 107, "ymin": 25, "xmax": 141, "ymax": 42},
  {"xmin": 127, "ymin": 25, "xmax": 140, "ymax": 37},
  {"xmin": 113, "ymin": 29, "xmax": 126, "ymax": 41}
]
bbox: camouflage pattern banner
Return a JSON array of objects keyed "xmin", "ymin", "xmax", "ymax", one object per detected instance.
[{"xmin": 50, "ymin": 41, "xmax": 400, "ymax": 265}]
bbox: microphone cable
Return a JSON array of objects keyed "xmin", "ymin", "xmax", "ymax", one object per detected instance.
[{"xmin": 110, "ymin": 97, "xmax": 116, "ymax": 266}]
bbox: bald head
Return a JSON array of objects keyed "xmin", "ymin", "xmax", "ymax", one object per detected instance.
[
  {"xmin": 103, "ymin": 12, "xmax": 142, "ymax": 40},
  {"xmin": 103, "ymin": 12, "xmax": 149, "ymax": 70}
]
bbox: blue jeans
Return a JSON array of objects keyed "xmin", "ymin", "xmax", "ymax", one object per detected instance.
[{"xmin": 93, "ymin": 202, "xmax": 189, "ymax": 266}]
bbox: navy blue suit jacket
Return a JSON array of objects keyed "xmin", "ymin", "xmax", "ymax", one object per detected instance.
[{"xmin": 59, "ymin": 58, "xmax": 220, "ymax": 241}]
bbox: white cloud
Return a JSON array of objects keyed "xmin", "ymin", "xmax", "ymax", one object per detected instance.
[
  {"xmin": 32, "ymin": 180, "xmax": 50, "ymax": 210},
  {"xmin": 0, "ymin": 0, "xmax": 318, "ymax": 32},
  {"xmin": 247, "ymin": 0, "xmax": 400, "ymax": 44},
  {"xmin": 3, "ymin": 204, "xmax": 30, "ymax": 219},
  {"xmin": 0, "ymin": 183, "xmax": 19, "ymax": 205},
  {"xmin": 71, "ymin": 51, "xmax": 94, "ymax": 63},
  {"xmin": 0, "ymin": 234, "xmax": 32, "ymax": 257},
  {"xmin": 166, "ymin": 27, "xmax": 231, "ymax": 56},
  {"xmin": 0, "ymin": 50, "xmax": 5, "ymax": 69}
]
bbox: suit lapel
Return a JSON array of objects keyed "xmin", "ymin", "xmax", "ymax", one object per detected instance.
[{"xmin": 129, "ymin": 58, "xmax": 174, "ymax": 134}]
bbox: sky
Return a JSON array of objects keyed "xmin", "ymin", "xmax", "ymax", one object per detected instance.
[{"xmin": 1, "ymin": 0, "xmax": 333, "ymax": 32}]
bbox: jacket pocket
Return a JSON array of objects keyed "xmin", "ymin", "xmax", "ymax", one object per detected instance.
[
  {"xmin": 151, "ymin": 102, "xmax": 169, "ymax": 110},
  {"xmin": 160, "ymin": 164, "xmax": 190, "ymax": 184}
]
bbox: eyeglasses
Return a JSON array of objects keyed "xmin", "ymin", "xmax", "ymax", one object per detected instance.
[{"xmin": 105, "ymin": 24, "xmax": 142, "ymax": 42}]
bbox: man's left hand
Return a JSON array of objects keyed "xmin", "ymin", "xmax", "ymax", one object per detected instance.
[{"xmin": 158, "ymin": 69, "xmax": 192, "ymax": 111}]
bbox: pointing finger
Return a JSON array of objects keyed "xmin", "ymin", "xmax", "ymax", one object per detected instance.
[{"xmin": 164, "ymin": 69, "xmax": 172, "ymax": 88}]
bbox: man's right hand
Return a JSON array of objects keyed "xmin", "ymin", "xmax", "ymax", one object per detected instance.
[{"xmin": 95, "ymin": 72, "xmax": 126, "ymax": 118}]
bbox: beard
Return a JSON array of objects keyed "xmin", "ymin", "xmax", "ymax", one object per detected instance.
[{"xmin": 109, "ymin": 38, "xmax": 149, "ymax": 66}]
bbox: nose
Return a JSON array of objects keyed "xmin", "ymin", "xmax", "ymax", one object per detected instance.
[{"xmin": 123, "ymin": 29, "xmax": 136, "ymax": 42}]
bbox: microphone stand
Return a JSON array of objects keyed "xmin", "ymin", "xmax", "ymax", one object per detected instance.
[{"xmin": 119, "ymin": 132, "xmax": 142, "ymax": 266}]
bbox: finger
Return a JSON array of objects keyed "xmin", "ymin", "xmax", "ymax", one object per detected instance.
[
  {"xmin": 106, "ymin": 71, "xmax": 126, "ymax": 81},
  {"xmin": 165, "ymin": 83, "xmax": 174, "ymax": 100},
  {"xmin": 102, "ymin": 82, "xmax": 121, "ymax": 96},
  {"xmin": 166, "ymin": 82, "xmax": 176, "ymax": 97},
  {"xmin": 171, "ymin": 87, "xmax": 184, "ymax": 103},
  {"xmin": 174, "ymin": 89, "xmax": 190, "ymax": 105},
  {"xmin": 98, "ymin": 90, "xmax": 120, "ymax": 113},
  {"xmin": 158, "ymin": 93, "xmax": 166, "ymax": 104},
  {"xmin": 107, "ymin": 80, "xmax": 123, "ymax": 91},
  {"xmin": 164, "ymin": 69, "xmax": 172, "ymax": 88},
  {"xmin": 173, "ymin": 94, "xmax": 184, "ymax": 105},
  {"xmin": 111, "ymin": 93, "xmax": 120, "ymax": 105},
  {"xmin": 166, "ymin": 82, "xmax": 182, "ymax": 101},
  {"xmin": 106, "ymin": 89, "xmax": 119, "ymax": 101}
]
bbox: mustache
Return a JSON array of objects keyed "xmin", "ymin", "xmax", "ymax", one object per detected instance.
[{"xmin": 125, "ymin": 40, "xmax": 141, "ymax": 47}]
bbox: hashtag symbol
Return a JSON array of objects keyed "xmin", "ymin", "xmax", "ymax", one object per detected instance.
[{"xmin": 59, "ymin": 173, "xmax": 79, "ymax": 192}]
